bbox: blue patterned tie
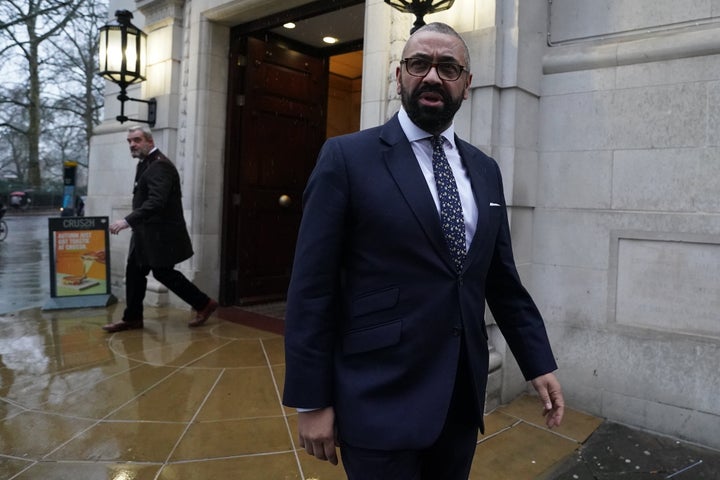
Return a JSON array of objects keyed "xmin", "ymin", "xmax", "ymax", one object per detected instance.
[{"xmin": 431, "ymin": 136, "xmax": 466, "ymax": 272}]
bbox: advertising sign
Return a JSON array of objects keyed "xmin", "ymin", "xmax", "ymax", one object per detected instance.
[{"xmin": 44, "ymin": 216, "xmax": 116, "ymax": 310}]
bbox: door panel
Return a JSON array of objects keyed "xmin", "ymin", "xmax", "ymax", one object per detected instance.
[{"xmin": 222, "ymin": 36, "xmax": 327, "ymax": 304}]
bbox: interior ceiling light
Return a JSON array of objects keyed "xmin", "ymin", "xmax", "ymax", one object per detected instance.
[
  {"xmin": 283, "ymin": 22, "xmax": 296, "ymax": 29},
  {"xmin": 323, "ymin": 36, "xmax": 339, "ymax": 44}
]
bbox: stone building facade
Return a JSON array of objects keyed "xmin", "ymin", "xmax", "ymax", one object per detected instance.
[{"xmin": 88, "ymin": 0, "xmax": 720, "ymax": 449}]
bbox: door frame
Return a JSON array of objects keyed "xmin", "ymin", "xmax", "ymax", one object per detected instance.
[{"xmin": 219, "ymin": 0, "xmax": 365, "ymax": 305}]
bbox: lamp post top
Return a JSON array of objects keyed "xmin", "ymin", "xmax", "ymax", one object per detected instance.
[
  {"xmin": 384, "ymin": 0, "xmax": 456, "ymax": 34},
  {"xmin": 115, "ymin": 10, "xmax": 134, "ymax": 25},
  {"xmin": 385, "ymin": 0, "xmax": 455, "ymax": 15}
]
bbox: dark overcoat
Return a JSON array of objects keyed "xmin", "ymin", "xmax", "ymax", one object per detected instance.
[{"xmin": 125, "ymin": 149, "xmax": 194, "ymax": 267}]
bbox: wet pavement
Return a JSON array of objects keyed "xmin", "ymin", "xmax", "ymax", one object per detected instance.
[
  {"xmin": 540, "ymin": 421, "xmax": 720, "ymax": 479},
  {"xmin": 1, "ymin": 304, "xmax": 601, "ymax": 480},
  {"xmin": 1, "ymin": 210, "xmax": 719, "ymax": 479}
]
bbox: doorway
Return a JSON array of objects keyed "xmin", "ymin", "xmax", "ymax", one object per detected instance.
[{"xmin": 221, "ymin": 2, "xmax": 364, "ymax": 306}]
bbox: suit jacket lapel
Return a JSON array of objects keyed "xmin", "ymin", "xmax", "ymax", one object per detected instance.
[
  {"xmin": 457, "ymin": 138, "xmax": 491, "ymax": 269},
  {"xmin": 380, "ymin": 116, "xmax": 454, "ymax": 269}
]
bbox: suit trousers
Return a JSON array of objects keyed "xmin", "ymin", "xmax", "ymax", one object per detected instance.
[
  {"xmin": 123, "ymin": 249, "xmax": 210, "ymax": 321},
  {"xmin": 340, "ymin": 344, "xmax": 480, "ymax": 480}
]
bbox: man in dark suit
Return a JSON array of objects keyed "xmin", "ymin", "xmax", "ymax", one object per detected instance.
[
  {"xmin": 282, "ymin": 23, "xmax": 564, "ymax": 479},
  {"xmin": 102, "ymin": 126, "xmax": 217, "ymax": 332}
]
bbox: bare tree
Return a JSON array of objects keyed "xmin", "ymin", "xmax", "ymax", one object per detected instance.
[
  {"xmin": 45, "ymin": 0, "xmax": 106, "ymax": 172},
  {"xmin": 0, "ymin": 0, "xmax": 85, "ymax": 188},
  {"xmin": 0, "ymin": 87, "xmax": 30, "ymax": 183},
  {"xmin": 0, "ymin": 133, "xmax": 30, "ymax": 184}
]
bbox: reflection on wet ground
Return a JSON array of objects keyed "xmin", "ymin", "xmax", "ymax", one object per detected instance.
[
  {"xmin": 0, "ymin": 303, "xmax": 603, "ymax": 480},
  {"xmin": 0, "ymin": 304, "xmax": 301, "ymax": 479}
]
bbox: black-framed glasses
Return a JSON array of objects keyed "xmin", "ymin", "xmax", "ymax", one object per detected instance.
[{"xmin": 401, "ymin": 57, "xmax": 466, "ymax": 81}]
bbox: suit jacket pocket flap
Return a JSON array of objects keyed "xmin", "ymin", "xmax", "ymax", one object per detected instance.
[
  {"xmin": 351, "ymin": 286, "xmax": 399, "ymax": 317},
  {"xmin": 343, "ymin": 320, "xmax": 402, "ymax": 355}
]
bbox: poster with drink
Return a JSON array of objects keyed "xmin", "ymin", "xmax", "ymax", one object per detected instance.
[{"xmin": 48, "ymin": 217, "xmax": 111, "ymax": 298}]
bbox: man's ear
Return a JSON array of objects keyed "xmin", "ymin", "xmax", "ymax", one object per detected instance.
[
  {"xmin": 463, "ymin": 72, "xmax": 473, "ymax": 100},
  {"xmin": 396, "ymin": 66, "xmax": 402, "ymax": 95}
]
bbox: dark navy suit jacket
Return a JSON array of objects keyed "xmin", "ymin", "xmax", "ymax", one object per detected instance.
[{"xmin": 283, "ymin": 114, "xmax": 557, "ymax": 450}]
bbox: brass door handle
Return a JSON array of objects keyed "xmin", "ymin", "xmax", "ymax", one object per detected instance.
[{"xmin": 278, "ymin": 195, "xmax": 292, "ymax": 208}]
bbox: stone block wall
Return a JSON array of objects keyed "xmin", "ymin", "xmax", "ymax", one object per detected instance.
[{"xmin": 537, "ymin": 1, "xmax": 720, "ymax": 449}]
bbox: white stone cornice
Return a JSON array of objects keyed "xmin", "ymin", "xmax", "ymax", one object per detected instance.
[
  {"xmin": 136, "ymin": 0, "xmax": 185, "ymax": 25},
  {"xmin": 544, "ymin": 23, "xmax": 720, "ymax": 74}
]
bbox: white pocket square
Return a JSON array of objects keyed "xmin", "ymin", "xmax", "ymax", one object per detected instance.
[{"xmin": 489, "ymin": 202, "xmax": 501, "ymax": 207}]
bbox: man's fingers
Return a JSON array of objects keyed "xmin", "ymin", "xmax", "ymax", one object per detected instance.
[
  {"xmin": 531, "ymin": 373, "xmax": 565, "ymax": 429},
  {"xmin": 539, "ymin": 389, "xmax": 552, "ymax": 411},
  {"xmin": 546, "ymin": 389, "xmax": 565, "ymax": 428},
  {"xmin": 532, "ymin": 380, "xmax": 552, "ymax": 412},
  {"xmin": 297, "ymin": 407, "xmax": 338, "ymax": 465},
  {"xmin": 299, "ymin": 438, "xmax": 338, "ymax": 465},
  {"xmin": 323, "ymin": 441, "xmax": 338, "ymax": 465}
]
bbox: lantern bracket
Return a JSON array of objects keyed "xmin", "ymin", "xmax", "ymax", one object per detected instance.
[{"xmin": 116, "ymin": 91, "xmax": 157, "ymax": 127}]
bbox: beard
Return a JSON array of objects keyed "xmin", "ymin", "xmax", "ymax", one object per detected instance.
[
  {"xmin": 401, "ymin": 84, "xmax": 463, "ymax": 134},
  {"xmin": 130, "ymin": 146, "xmax": 150, "ymax": 159}
]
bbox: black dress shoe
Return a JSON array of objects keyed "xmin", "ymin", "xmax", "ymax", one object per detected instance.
[
  {"xmin": 189, "ymin": 299, "xmax": 218, "ymax": 327},
  {"xmin": 102, "ymin": 320, "xmax": 144, "ymax": 333}
]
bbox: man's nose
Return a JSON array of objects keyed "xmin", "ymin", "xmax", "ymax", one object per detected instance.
[{"xmin": 422, "ymin": 65, "xmax": 443, "ymax": 83}]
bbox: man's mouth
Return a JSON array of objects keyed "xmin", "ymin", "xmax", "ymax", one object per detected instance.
[{"xmin": 415, "ymin": 88, "xmax": 446, "ymax": 108}]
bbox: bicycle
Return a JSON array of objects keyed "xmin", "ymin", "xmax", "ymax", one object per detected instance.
[{"xmin": 0, "ymin": 205, "xmax": 7, "ymax": 241}]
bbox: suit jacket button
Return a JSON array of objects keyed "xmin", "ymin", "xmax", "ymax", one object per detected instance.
[{"xmin": 452, "ymin": 326, "xmax": 462, "ymax": 337}]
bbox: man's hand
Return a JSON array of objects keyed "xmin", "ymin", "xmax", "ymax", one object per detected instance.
[
  {"xmin": 109, "ymin": 219, "xmax": 129, "ymax": 235},
  {"xmin": 530, "ymin": 372, "xmax": 564, "ymax": 429},
  {"xmin": 298, "ymin": 407, "xmax": 338, "ymax": 465}
]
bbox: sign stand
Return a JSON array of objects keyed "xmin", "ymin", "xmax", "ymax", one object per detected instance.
[{"xmin": 43, "ymin": 216, "xmax": 117, "ymax": 310}]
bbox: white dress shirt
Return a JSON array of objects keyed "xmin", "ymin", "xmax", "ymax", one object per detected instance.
[{"xmin": 398, "ymin": 108, "xmax": 478, "ymax": 250}]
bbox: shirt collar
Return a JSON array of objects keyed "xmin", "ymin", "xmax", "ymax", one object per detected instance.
[
  {"xmin": 398, "ymin": 107, "xmax": 456, "ymax": 149},
  {"xmin": 140, "ymin": 147, "xmax": 158, "ymax": 162}
]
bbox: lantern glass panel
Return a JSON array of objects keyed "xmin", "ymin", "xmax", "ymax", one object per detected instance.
[
  {"xmin": 125, "ymin": 31, "xmax": 139, "ymax": 76},
  {"xmin": 97, "ymin": 23, "xmax": 147, "ymax": 85},
  {"xmin": 139, "ymin": 34, "xmax": 147, "ymax": 80},
  {"xmin": 107, "ymin": 29, "xmax": 124, "ymax": 79}
]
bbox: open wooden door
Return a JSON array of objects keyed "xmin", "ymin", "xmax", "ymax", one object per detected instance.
[{"xmin": 222, "ymin": 36, "xmax": 328, "ymax": 304}]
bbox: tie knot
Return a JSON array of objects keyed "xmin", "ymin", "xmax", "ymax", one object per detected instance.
[{"xmin": 431, "ymin": 136, "xmax": 444, "ymax": 148}]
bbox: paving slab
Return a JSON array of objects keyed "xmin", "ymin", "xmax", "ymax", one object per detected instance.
[{"xmin": 540, "ymin": 421, "xmax": 720, "ymax": 479}]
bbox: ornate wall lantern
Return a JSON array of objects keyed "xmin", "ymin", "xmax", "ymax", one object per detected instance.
[
  {"xmin": 384, "ymin": 0, "xmax": 455, "ymax": 34},
  {"xmin": 98, "ymin": 10, "xmax": 156, "ymax": 127}
]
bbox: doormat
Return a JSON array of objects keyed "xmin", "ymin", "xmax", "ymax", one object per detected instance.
[{"xmin": 238, "ymin": 301, "xmax": 286, "ymax": 320}]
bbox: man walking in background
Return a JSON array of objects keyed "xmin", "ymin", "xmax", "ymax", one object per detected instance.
[{"xmin": 103, "ymin": 125, "xmax": 217, "ymax": 332}]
